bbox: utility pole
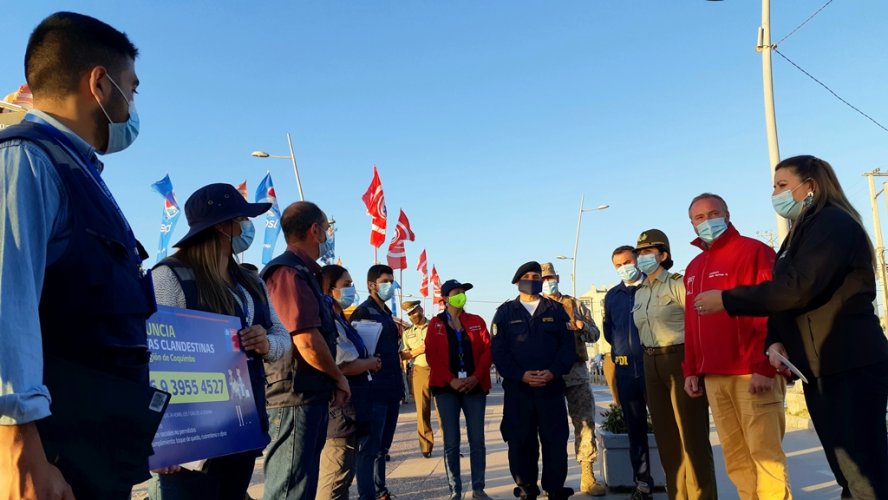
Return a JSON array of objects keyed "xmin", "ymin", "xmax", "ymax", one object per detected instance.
[
  {"xmin": 756, "ymin": 230, "xmax": 777, "ymax": 249},
  {"xmin": 865, "ymin": 169, "xmax": 888, "ymax": 324}
]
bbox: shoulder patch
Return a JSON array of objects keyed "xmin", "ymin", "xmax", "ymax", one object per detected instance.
[{"xmin": 492, "ymin": 324, "xmax": 498, "ymax": 336}]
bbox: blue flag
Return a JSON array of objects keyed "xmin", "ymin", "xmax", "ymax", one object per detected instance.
[
  {"xmin": 150, "ymin": 174, "xmax": 181, "ymax": 262},
  {"xmin": 255, "ymin": 173, "xmax": 281, "ymax": 265},
  {"xmin": 390, "ymin": 280, "xmax": 401, "ymax": 316}
]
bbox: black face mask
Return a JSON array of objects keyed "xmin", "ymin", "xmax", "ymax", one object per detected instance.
[{"xmin": 518, "ymin": 279, "xmax": 543, "ymax": 295}]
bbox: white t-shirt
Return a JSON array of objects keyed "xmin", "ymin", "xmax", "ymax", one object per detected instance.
[{"xmin": 521, "ymin": 299, "xmax": 540, "ymax": 316}]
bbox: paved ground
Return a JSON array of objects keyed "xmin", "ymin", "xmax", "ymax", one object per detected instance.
[{"xmin": 133, "ymin": 380, "xmax": 843, "ymax": 499}]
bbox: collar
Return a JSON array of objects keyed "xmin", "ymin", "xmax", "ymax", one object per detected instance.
[
  {"xmin": 690, "ymin": 223, "xmax": 740, "ymax": 252},
  {"xmin": 286, "ymin": 245, "xmax": 321, "ymax": 273},
  {"xmin": 641, "ymin": 270, "xmax": 669, "ymax": 288},
  {"xmin": 24, "ymin": 109, "xmax": 102, "ymax": 173},
  {"xmin": 365, "ymin": 296, "xmax": 393, "ymax": 316}
]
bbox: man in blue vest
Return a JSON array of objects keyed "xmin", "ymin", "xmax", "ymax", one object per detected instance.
[
  {"xmin": 0, "ymin": 12, "xmax": 164, "ymax": 499},
  {"xmin": 261, "ymin": 200, "xmax": 350, "ymax": 500}
]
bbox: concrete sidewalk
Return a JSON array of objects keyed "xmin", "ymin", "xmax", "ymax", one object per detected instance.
[{"xmin": 133, "ymin": 380, "xmax": 843, "ymax": 499}]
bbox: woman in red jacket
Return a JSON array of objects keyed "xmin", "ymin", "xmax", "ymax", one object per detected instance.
[{"xmin": 426, "ymin": 279, "xmax": 493, "ymax": 500}]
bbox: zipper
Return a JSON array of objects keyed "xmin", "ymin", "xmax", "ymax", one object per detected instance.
[
  {"xmin": 807, "ymin": 316, "xmax": 819, "ymax": 358},
  {"xmin": 696, "ymin": 254, "xmax": 708, "ymax": 373}
]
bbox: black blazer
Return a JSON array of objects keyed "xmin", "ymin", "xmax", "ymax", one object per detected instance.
[{"xmin": 722, "ymin": 204, "xmax": 888, "ymax": 379}]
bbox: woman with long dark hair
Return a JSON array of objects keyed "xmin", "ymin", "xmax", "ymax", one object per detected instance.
[
  {"xmin": 316, "ymin": 264, "xmax": 381, "ymax": 499},
  {"xmin": 147, "ymin": 183, "xmax": 290, "ymax": 499},
  {"xmin": 695, "ymin": 155, "xmax": 888, "ymax": 499}
]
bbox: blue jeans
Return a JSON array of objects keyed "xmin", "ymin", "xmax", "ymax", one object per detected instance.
[
  {"xmin": 262, "ymin": 403, "xmax": 329, "ymax": 500},
  {"xmin": 356, "ymin": 399, "xmax": 401, "ymax": 499},
  {"xmin": 435, "ymin": 391, "xmax": 487, "ymax": 495}
]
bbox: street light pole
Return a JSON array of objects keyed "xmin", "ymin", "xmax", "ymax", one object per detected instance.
[
  {"xmin": 864, "ymin": 169, "xmax": 888, "ymax": 324},
  {"xmin": 757, "ymin": 0, "xmax": 789, "ymax": 243},
  {"xmin": 251, "ymin": 132, "xmax": 305, "ymax": 201},
  {"xmin": 568, "ymin": 195, "xmax": 609, "ymax": 298}
]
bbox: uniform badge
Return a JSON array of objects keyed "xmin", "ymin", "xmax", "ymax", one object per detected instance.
[{"xmin": 492, "ymin": 324, "xmax": 498, "ymax": 336}]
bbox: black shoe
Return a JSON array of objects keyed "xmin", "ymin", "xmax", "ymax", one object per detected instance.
[
  {"xmin": 629, "ymin": 488, "xmax": 653, "ymax": 500},
  {"xmin": 422, "ymin": 451, "xmax": 432, "ymax": 458},
  {"xmin": 385, "ymin": 453, "xmax": 391, "ymax": 461}
]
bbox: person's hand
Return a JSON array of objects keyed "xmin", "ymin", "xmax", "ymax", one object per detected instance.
[
  {"xmin": 151, "ymin": 465, "xmax": 182, "ymax": 474},
  {"xmin": 449, "ymin": 377, "xmax": 468, "ymax": 391},
  {"xmin": 239, "ymin": 325, "xmax": 269, "ymax": 355},
  {"xmin": 332, "ymin": 375, "xmax": 351, "ymax": 408},
  {"xmin": 521, "ymin": 370, "xmax": 548, "ymax": 387},
  {"xmin": 684, "ymin": 375, "xmax": 704, "ymax": 398},
  {"xmin": 365, "ymin": 356, "xmax": 382, "ymax": 373},
  {"xmin": 693, "ymin": 290, "xmax": 725, "ymax": 315},
  {"xmin": 766, "ymin": 343, "xmax": 793, "ymax": 379},
  {"xmin": 574, "ymin": 319, "xmax": 584, "ymax": 331},
  {"xmin": 537, "ymin": 370, "xmax": 554, "ymax": 383},
  {"xmin": 0, "ymin": 423, "xmax": 76, "ymax": 499},
  {"xmin": 459, "ymin": 375, "xmax": 479, "ymax": 393},
  {"xmin": 748, "ymin": 373, "xmax": 775, "ymax": 395}
]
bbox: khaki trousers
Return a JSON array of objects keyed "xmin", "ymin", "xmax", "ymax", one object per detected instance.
[
  {"xmin": 317, "ymin": 436, "xmax": 357, "ymax": 500},
  {"xmin": 412, "ymin": 364, "xmax": 434, "ymax": 454},
  {"xmin": 603, "ymin": 354, "xmax": 619, "ymax": 406},
  {"xmin": 705, "ymin": 375, "xmax": 791, "ymax": 500},
  {"xmin": 644, "ymin": 347, "xmax": 716, "ymax": 500}
]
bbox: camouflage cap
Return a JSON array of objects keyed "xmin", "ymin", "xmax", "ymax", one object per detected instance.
[
  {"xmin": 636, "ymin": 229, "xmax": 670, "ymax": 253},
  {"xmin": 540, "ymin": 262, "xmax": 557, "ymax": 278}
]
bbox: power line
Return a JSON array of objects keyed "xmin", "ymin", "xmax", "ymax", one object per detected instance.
[
  {"xmin": 773, "ymin": 48, "xmax": 888, "ymax": 136},
  {"xmin": 775, "ymin": 0, "xmax": 836, "ymax": 47}
]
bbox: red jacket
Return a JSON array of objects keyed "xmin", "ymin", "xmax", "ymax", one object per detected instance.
[
  {"xmin": 683, "ymin": 225, "xmax": 777, "ymax": 378},
  {"xmin": 426, "ymin": 311, "xmax": 493, "ymax": 393}
]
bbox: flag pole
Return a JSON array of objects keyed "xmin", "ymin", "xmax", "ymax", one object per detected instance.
[{"xmin": 398, "ymin": 268, "xmax": 404, "ymax": 326}]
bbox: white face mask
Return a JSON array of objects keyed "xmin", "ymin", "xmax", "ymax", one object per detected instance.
[
  {"xmin": 95, "ymin": 74, "xmax": 139, "ymax": 155},
  {"xmin": 542, "ymin": 280, "xmax": 559, "ymax": 296}
]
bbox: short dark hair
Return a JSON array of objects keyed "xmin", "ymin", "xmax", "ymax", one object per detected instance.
[
  {"xmin": 25, "ymin": 12, "xmax": 138, "ymax": 98},
  {"xmin": 367, "ymin": 264, "xmax": 393, "ymax": 283},
  {"xmin": 612, "ymin": 245, "xmax": 636, "ymax": 258},
  {"xmin": 320, "ymin": 264, "xmax": 348, "ymax": 296},
  {"xmin": 281, "ymin": 201, "xmax": 326, "ymax": 242},
  {"xmin": 688, "ymin": 193, "xmax": 729, "ymax": 214}
]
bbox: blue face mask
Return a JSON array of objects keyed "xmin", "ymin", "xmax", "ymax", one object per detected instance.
[
  {"xmin": 542, "ymin": 280, "xmax": 559, "ymax": 296},
  {"xmin": 319, "ymin": 234, "xmax": 334, "ymax": 259},
  {"xmin": 337, "ymin": 286, "xmax": 357, "ymax": 308},
  {"xmin": 772, "ymin": 184, "xmax": 809, "ymax": 220},
  {"xmin": 695, "ymin": 217, "xmax": 728, "ymax": 244},
  {"xmin": 616, "ymin": 264, "xmax": 641, "ymax": 283},
  {"xmin": 95, "ymin": 74, "xmax": 139, "ymax": 155},
  {"xmin": 232, "ymin": 220, "xmax": 255, "ymax": 254},
  {"xmin": 637, "ymin": 254, "xmax": 660, "ymax": 274},
  {"xmin": 376, "ymin": 282, "xmax": 394, "ymax": 301}
]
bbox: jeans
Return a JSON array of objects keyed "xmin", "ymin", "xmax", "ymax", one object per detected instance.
[
  {"xmin": 262, "ymin": 403, "xmax": 329, "ymax": 500},
  {"xmin": 356, "ymin": 398, "xmax": 401, "ymax": 499},
  {"xmin": 435, "ymin": 391, "xmax": 487, "ymax": 495}
]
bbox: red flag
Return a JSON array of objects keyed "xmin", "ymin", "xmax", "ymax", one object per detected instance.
[
  {"xmin": 361, "ymin": 165, "xmax": 387, "ymax": 248},
  {"xmin": 430, "ymin": 265, "xmax": 443, "ymax": 310},
  {"xmin": 236, "ymin": 180, "xmax": 248, "ymax": 200},
  {"xmin": 417, "ymin": 250, "xmax": 429, "ymax": 298},
  {"xmin": 386, "ymin": 210, "xmax": 414, "ymax": 270}
]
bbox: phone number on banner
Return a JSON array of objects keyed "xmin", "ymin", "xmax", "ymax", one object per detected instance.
[{"xmin": 150, "ymin": 371, "xmax": 230, "ymax": 404}]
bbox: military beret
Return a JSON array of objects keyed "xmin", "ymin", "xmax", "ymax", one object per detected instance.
[
  {"xmin": 401, "ymin": 300, "xmax": 422, "ymax": 313},
  {"xmin": 512, "ymin": 261, "xmax": 542, "ymax": 284}
]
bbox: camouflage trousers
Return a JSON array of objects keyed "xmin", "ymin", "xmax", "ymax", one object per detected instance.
[{"xmin": 565, "ymin": 381, "xmax": 598, "ymax": 464}]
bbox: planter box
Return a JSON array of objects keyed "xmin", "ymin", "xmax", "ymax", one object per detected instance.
[{"xmin": 597, "ymin": 429, "xmax": 666, "ymax": 489}]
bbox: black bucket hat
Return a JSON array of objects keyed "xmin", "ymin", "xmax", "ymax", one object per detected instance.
[{"xmin": 174, "ymin": 183, "xmax": 272, "ymax": 248}]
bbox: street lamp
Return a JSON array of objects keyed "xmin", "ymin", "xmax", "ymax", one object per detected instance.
[
  {"xmin": 707, "ymin": 0, "xmax": 789, "ymax": 242},
  {"xmin": 250, "ymin": 132, "xmax": 305, "ymax": 201},
  {"xmin": 568, "ymin": 195, "xmax": 609, "ymax": 298}
]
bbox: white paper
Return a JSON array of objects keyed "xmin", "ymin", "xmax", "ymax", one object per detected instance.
[
  {"xmin": 353, "ymin": 320, "xmax": 383, "ymax": 355},
  {"xmin": 770, "ymin": 350, "xmax": 809, "ymax": 384}
]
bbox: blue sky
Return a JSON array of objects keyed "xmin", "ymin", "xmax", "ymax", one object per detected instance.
[{"xmin": 3, "ymin": 1, "xmax": 887, "ymax": 322}]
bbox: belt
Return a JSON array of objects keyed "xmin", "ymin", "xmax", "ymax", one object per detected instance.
[{"xmin": 642, "ymin": 343, "xmax": 684, "ymax": 355}]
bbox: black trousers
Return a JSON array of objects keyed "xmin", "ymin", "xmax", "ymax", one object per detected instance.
[
  {"xmin": 147, "ymin": 451, "xmax": 258, "ymax": 500},
  {"xmin": 804, "ymin": 361, "xmax": 888, "ymax": 500},
  {"xmin": 500, "ymin": 380, "xmax": 570, "ymax": 499},
  {"xmin": 615, "ymin": 365, "xmax": 654, "ymax": 489}
]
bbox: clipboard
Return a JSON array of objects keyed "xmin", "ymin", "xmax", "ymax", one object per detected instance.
[
  {"xmin": 769, "ymin": 350, "xmax": 810, "ymax": 384},
  {"xmin": 353, "ymin": 320, "xmax": 384, "ymax": 355}
]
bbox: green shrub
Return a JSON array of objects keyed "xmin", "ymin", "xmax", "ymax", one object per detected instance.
[{"xmin": 600, "ymin": 404, "xmax": 653, "ymax": 433}]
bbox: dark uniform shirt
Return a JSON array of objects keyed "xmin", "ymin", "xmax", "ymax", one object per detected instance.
[
  {"xmin": 491, "ymin": 296, "xmax": 576, "ymax": 393},
  {"xmin": 351, "ymin": 297, "xmax": 404, "ymax": 402}
]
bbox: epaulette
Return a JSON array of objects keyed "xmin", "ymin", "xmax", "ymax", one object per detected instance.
[{"xmin": 670, "ymin": 273, "xmax": 683, "ymax": 280}]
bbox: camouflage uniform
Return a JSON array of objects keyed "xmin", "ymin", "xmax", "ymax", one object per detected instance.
[{"xmin": 553, "ymin": 294, "xmax": 600, "ymax": 464}]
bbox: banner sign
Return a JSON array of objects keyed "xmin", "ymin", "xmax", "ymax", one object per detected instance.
[{"xmin": 147, "ymin": 306, "xmax": 266, "ymax": 468}]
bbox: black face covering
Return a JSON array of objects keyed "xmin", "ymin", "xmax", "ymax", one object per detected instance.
[{"xmin": 518, "ymin": 279, "xmax": 543, "ymax": 295}]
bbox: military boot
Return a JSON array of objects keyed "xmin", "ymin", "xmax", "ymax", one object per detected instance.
[{"xmin": 580, "ymin": 461, "xmax": 607, "ymax": 496}]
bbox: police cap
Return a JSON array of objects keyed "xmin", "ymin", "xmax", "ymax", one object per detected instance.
[
  {"xmin": 401, "ymin": 300, "xmax": 422, "ymax": 314},
  {"xmin": 512, "ymin": 261, "xmax": 542, "ymax": 284},
  {"xmin": 636, "ymin": 229, "xmax": 670, "ymax": 254}
]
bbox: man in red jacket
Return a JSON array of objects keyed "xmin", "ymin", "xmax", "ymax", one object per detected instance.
[{"xmin": 682, "ymin": 193, "xmax": 791, "ymax": 499}]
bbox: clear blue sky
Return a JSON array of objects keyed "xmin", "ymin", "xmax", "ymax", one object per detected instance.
[{"xmin": 3, "ymin": 1, "xmax": 887, "ymax": 322}]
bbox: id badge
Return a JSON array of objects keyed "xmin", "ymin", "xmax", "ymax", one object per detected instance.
[{"xmin": 458, "ymin": 371, "xmax": 467, "ymax": 379}]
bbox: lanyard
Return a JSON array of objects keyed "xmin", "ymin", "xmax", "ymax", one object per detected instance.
[{"xmin": 446, "ymin": 311, "xmax": 466, "ymax": 372}]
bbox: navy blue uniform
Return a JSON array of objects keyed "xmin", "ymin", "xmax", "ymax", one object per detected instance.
[
  {"xmin": 491, "ymin": 297, "xmax": 575, "ymax": 499},
  {"xmin": 603, "ymin": 281, "xmax": 653, "ymax": 490}
]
